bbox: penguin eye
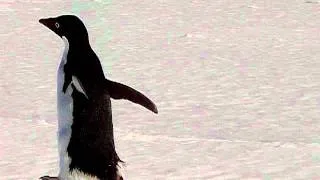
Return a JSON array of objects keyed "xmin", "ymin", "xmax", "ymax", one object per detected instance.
[{"xmin": 55, "ymin": 22, "xmax": 60, "ymax": 28}]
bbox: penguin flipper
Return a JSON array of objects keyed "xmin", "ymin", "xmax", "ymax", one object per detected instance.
[
  {"xmin": 62, "ymin": 75, "xmax": 72, "ymax": 93},
  {"xmin": 62, "ymin": 64, "xmax": 72, "ymax": 93},
  {"xmin": 72, "ymin": 75, "xmax": 88, "ymax": 98},
  {"xmin": 105, "ymin": 79, "xmax": 158, "ymax": 114}
]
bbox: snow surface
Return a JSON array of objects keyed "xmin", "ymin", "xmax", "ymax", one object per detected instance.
[{"xmin": 0, "ymin": 0, "xmax": 319, "ymax": 179}]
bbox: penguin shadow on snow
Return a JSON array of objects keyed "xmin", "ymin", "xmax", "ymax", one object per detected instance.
[{"xmin": 38, "ymin": 15, "xmax": 158, "ymax": 180}]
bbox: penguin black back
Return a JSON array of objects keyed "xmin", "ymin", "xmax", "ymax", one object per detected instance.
[{"xmin": 69, "ymin": 86, "xmax": 121, "ymax": 179}]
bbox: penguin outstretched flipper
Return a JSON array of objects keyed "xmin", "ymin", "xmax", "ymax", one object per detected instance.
[{"xmin": 105, "ymin": 79, "xmax": 158, "ymax": 114}]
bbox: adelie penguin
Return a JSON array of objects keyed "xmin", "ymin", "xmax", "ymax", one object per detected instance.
[{"xmin": 39, "ymin": 15, "xmax": 158, "ymax": 180}]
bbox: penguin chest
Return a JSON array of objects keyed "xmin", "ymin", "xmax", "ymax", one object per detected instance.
[
  {"xmin": 57, "ymin": 37, "xmax": 95, "ymax": 179},
  {"xmin": 57, "ymin": 36, "xmax": 74, "ymax": 178}
]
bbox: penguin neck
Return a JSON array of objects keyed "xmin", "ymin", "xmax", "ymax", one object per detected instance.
[{"xmin": 66, "ymin": 35, "xmax": 91, "ymax": 51}]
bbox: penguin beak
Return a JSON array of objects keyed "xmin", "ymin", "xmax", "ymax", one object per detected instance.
[
  {"xmin": 39, "ymin": 18, "xmax": 54, "ymax": 29},
  {"xmin": 39, "ymin": 18, "xmax": 61, "ymax": 37}
]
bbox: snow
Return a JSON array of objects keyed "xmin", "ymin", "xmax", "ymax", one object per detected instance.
[{"xmin": 0, "ymin": 0, "xmax": 319, "ymax": 179}]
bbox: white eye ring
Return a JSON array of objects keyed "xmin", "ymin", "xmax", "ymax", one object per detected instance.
[{"xmin": 55, "ymin": 22, "xmax": 60, "ymax": 28}]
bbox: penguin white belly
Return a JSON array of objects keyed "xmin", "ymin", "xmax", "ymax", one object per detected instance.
[{"xmin": 57, "ymin": 36, "xmax": 73, "ymax": 179}]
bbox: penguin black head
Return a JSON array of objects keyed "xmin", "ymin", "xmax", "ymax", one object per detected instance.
[{"xmin": 39, "ymin": 15, "xmax": 88, "ymax": 44}]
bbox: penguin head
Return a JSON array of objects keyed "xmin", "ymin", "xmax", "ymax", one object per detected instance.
[{"xmin": 39, "ymin": 15, "xmax": 88, "ymax": 43}]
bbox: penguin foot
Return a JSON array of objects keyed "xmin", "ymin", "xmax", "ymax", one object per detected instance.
[{"xmin": 39, "ymin": 176, "xmax": 59, "ymax": 180}]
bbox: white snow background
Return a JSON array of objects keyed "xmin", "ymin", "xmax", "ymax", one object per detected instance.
[{"xmin": 0, "ymin": 0, "xmax": 319, "ymax": 179}]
